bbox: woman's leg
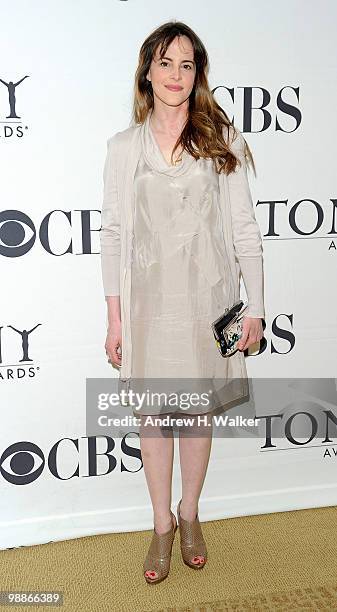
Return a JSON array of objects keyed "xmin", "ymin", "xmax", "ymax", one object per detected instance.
[
  {"xmin": 178, "ymin": 413, "xmax": 213, "ymax": 520},
  {"xmin": 177, "ymin": 413, "xmax": 213, "ymax": 567},
  {"xmin": 139, "ymin": 415, "xmax": 175, "ymax": 534}
]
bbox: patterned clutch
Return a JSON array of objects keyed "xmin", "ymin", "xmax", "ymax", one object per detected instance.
[{"xmin": 211, "ymin": 300, "xmax": 248, "ymax": 357}]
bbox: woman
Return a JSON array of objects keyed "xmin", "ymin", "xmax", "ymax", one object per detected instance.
[{"xmin": 100, "ymin": 21, "xmax": 265, "ymax": 585}]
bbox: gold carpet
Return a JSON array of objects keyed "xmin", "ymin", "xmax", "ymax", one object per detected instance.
[{"xmin": 1, "ymin": 505, "xmax": 337, "ymax": 611}]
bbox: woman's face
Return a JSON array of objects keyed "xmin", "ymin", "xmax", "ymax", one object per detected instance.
[{"xmin": 147, "ymin": 35, "xmax": 196, "ymax": 108}]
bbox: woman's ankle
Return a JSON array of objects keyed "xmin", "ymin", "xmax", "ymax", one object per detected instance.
[
  {"xmin": 179, "ymin": 499, "xmax": 198, "ymax": 522},
  {"xmin": 153, "ymin": 511, "xmax": 174, "ymax": 535}
]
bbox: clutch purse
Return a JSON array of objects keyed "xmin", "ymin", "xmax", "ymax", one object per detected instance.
[{"xmin": 211, "ymin": 300, "xmax": 248, "ymax": 357}]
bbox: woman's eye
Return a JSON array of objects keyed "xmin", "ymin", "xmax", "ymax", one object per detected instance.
[{"xmin": 159, "ymin": 61, "xmax": 193, "ymax": 70}]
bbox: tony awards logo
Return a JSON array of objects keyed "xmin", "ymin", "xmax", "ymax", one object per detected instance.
[
  {"xmin": 0, "ymin": 323, "xmax": 41, "ymax": 380},
  {"xmin": 0, "ymin": 75, "xmax": 30, "ymax": 138}
]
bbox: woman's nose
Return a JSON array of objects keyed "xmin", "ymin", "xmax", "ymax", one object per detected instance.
[{"xmin": 171, "ymin": 66, "xmax": 182, "ymax": 80}]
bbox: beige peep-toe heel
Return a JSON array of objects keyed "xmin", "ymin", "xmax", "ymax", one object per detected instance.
[
  {"xmin": 177, "ymin": 499, "xmax": 207, "ymax": 569},
  {"xmin": 143, "ymin": 511, "xmax": 178, "ymax": 585}
]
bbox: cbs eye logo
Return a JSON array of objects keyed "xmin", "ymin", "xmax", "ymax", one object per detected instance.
[
  {"xmin": 0, "ymin": 437, "xmax": 143, "ymax": 484},
  {"xmin": 0, "ymin": 209, "xmax": 100, "ymax": 257},
  {"xmin": 0, "ymin": 210, "xmax": 35, "ymax": 257},
  {"xmin": 0, "ymin": 441, "xmax": 44, "ymax": 484}
]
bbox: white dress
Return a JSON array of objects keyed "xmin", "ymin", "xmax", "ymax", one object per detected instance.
[{"xmin": 129, "ymin": 112, "xmax": 237, "ymax": 416}]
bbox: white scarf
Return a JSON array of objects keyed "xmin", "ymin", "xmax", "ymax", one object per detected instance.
[{"xmin": 139, "ymin": 109, "xmax": 196, "ymax": 177}]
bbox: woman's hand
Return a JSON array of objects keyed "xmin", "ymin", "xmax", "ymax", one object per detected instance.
[
  {"xmin": 237, "ymin": 317, "xmax": 264, "ymax": 352},
  {"xmin": 105, "ymin": 322, "xmax": 122, "ymax": 368}
]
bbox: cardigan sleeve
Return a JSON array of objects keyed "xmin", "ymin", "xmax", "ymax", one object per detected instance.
[
  {"xmin": 227, "ymin": 128, "xmax": 265, "ymax": 319},
  {"xmin": 99, "ymin": 135, "xmax": 121, "ymax": 297}
]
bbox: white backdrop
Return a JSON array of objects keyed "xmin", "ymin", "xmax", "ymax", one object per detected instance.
[{"xmin": 1, "ymin": 0, "xmax": 337, "ymax": 550}]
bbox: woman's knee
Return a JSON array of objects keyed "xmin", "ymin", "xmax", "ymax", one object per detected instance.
[
  {"xmin": 139, "ymin": 414, "xmax": 174, "ymax": 438},
  {"xmin": 177, "ymin": 412, "xmax": 213, "ymax": 437}
]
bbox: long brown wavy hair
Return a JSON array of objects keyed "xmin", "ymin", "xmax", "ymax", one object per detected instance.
[{"xmin": 132, "ymin": 20, "xmax": 256, "ymax": 176}]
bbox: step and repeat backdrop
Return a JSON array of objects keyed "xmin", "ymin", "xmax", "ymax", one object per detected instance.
[{"xmin": 1, "ymin": 0, "xmax": 337, "ymax": 549}]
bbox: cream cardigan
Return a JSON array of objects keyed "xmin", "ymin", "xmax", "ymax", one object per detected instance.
[{"xmin": 99, "ymin": 122, "xmax": 265, "ymax": 399}]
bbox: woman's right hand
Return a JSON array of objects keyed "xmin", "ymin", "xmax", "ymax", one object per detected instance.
[{"xmin": 105, "ymin": 323, "xmax": 122, "ymax": 368}]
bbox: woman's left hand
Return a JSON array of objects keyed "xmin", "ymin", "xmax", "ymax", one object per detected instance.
[{"xmin": 237, "ymin": 317, "xmax": 264, "ymax": 352}]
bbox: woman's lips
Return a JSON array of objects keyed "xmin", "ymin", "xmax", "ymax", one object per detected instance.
[{"xmin": 165, "ymin": 85, "xmax": 183, "ymax": 91}]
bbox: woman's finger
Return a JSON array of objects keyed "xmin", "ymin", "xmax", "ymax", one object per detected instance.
[
  {"xmin": 106, "ymin": 343, "xmax": 122, "ymax": 367},
  {"xmin": 237, "ymin": 324, "xmax": 249, "ymax": 350},
  {"xmin": 238, "ymin": 319, "xmax": 263, "ymax": 351}
]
